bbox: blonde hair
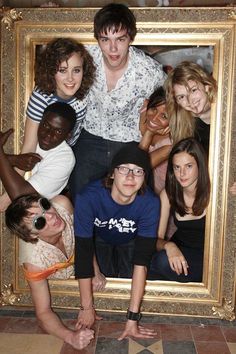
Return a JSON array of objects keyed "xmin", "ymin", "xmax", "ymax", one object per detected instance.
[{"xmin": 164, "ymin": 61, "xmax": 217, "ymax": 145}]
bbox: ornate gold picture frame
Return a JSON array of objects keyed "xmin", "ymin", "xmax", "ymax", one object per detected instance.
[{"xmin": 0, "ymin": 6, "xmax": 236, "ymax": 320}]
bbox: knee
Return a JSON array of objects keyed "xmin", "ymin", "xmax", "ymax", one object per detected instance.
[{"xmin": 150, "ymin": 250, "xmax": 169, "ymax": 273}]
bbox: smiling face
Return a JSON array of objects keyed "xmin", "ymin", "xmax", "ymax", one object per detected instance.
[
  {"xmin": 111, "ymin": 163, "xmax": 145, "ymax": 204},
  {"xmin": 38, "ymin": 111, "xmax": 71, "ymax": 151},
  {"xmin": 55, "ymin": 52, "xmax": 83, "ymax": 100},
  {"xmin": 145, "ymin": 103, "xmax": 169, "ymax": 134},
  {"xmin": 98, "ymin": 28, "xmax": 131, "ymax": 71},
  {"xmin": 24, "ymin": 202, "xmax": 65, "ymax": 243},
  {"xmin": 172, "ymin": 151, "xmax": 199, "ymax": 190},
  {"xmin": 174, "ymin": 80, "xmax": 211, "ymax": 118}
]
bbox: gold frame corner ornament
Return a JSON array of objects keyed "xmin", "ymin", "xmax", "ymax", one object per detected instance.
[
  {"xmin": 212, "ymin": 299, "xmax": 235, "ymax": 322},
  {"xmin": 1, "ymin": 7, "xmax": 22, "ymax": 31},
  {"xmin": 0, "ymin": 284, "xmax": 21, "ymax": 306}
]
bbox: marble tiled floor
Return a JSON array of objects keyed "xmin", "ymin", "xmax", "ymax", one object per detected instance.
[{"xmin": 1, "ymin": 307, "xmax": 236, "ymax": 354}]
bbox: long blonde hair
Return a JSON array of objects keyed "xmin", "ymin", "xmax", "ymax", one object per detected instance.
[{"xmin": 165, "ymin": 61, "xmax": 217, "ymax": 145}]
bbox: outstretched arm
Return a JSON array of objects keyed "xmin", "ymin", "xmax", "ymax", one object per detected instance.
[
  {"xmin": 26, "ymin": 269, "xmax": 94, "ymax": 349},
  {"xmin": 0, "ymin": 118, "xmax": 40, "ymax": 211},
  {"xmin": 0, "ymin": 130, "xmax": 38, "ymax": 201},
  {"xmin": 118, "ymin": 265, "xmax": 157, "ymax": 340}
]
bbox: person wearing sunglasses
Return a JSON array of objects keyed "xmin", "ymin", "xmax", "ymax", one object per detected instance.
[
  {"xmin": 0, "ymin": 103, "xmax": 105, "ymax": 349},
  {"xmin": 74, "ymin": 142, "xmax": 160, "ymax": 340},
  {"xmin": 4, "ymin": 193, "xmax": 95, "ymax": 350}
]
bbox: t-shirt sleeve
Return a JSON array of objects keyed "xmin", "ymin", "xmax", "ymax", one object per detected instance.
[
  {"xmin": 74, "ymin": 189, "xmax": 96, "ymax": 278},
  {"xmin": 26, "ymin": 88, "xmax": 49, "ymax": 123},
  {"xmin": 137, "ymin": 194, "xmax": 161, "ymax": 238},
  {"xmin": 74, "ymin": 190, "xmax": 96, "ymax": 238},
  {"xmin": 28, "ymin": 146, "xmax": 75, "ymax": 199},
  {"xmin": 132, "ymin": 194, "xmax": 160, "ymax": 266}
]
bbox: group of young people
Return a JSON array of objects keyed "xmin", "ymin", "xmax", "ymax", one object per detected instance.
[{"xmin": 0, "ymin": 2, "xmax": 232, "ymax": 351}]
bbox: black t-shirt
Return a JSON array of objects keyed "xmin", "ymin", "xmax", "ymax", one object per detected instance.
[{"xmin": 194, "ymin": 117, "xmax": 210, "ymax": 155}]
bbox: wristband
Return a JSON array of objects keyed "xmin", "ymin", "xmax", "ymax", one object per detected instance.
[
  {"xmin": 79, "ymin": 304, "xmax": 95, "ymax": 311},
  {"xmin": 126, "ymin": 309, "xmax": 142, "ymax": 321}
]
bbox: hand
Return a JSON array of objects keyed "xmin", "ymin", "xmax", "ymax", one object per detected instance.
[
  {"xmin": 0, "ymin": 193, "xmax": 11, "ymax": 212},
  {"xmin": 92, "ymin": 271, "xmax": 107, "ymax": 292},
  {"xmin": 118, "ymin": 320, "xmax": 157, "ymax": 340},
  {"xmin": 76, "ymin": 308, "xmax": 102, "ymax": 330},
  {"xmin": 68, "ymin": 328, "xmax": 94, "ymax": 350},
  {"xmin": 165, "ymin": 242, "xmax": 189, "ymax": 276},
  {"xmin": 0, "ymin": 129, "xmax": 13, "ymax": 147},
  {"xmin": 153, "ymin": 126, "xmax": 170, "ymax": 136},
  {"xmin": 10, "ymin": 153, "xmax": 42, "ymax": 171}
]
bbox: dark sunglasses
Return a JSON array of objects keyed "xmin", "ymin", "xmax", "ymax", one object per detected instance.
[{"xmin": 32, "ymin": 198, "xmax": 51, "ymax": 231}]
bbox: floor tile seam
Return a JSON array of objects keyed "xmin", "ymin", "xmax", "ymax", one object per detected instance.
[{"xmin": 160, "ymin": 323, "xmax": 194, "ymax": 342}]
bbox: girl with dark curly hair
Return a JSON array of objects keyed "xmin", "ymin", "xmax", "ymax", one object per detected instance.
[{"xmin": 0, "ymin": 38, "xmax": 96, "ymax": 211}]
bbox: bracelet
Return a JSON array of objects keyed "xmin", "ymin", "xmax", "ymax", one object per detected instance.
[
  {"xmin": 79, "ymin": 304, "xmax": 95, "ymax": 311},
  {"xmin": 126, "ymin": 309, "xmax": 142, "ymax": 321}
]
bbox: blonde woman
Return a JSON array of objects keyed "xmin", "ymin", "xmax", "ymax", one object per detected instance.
[{"xmin": 165, "ymin": 61, "xmax": 217, "ymax": 152}]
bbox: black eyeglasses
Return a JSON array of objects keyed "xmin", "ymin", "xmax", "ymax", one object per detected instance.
[
  {"xmin": 116, "ymin": 166, "xmax": 145, "ymax": 177},
  {"xmin": 32, "ymin": 198, "xmax": 51, "ymax": 231}
]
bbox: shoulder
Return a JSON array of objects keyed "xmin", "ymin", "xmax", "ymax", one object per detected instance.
[
  {"xmin": 85, "ymin": 45, "xmax": 101, "ymax": 62},
  {"xmin": 51, "ymin": 195, "xmax": 73, "ymax": 215},
  {"xmin": 130, "ymin": 46, "xmax": 161, "ymax": 67},
  {"xmin": 138, "ymin": 188, "xmax": 160, "ymax": 207},
  {"xmin": 130, "ymin": 47, "xmax": 166, "ymax": 83},
  {"xmin": 29, "ymin": 87, "xmax": 53, "ymax": 105},
  {"xmin": 160, "ymin": 189, "xmax": 170, "ymax": 205},
  {"xmin": 80, "ymin": 179, "xmax": 104, "ymax": 195}
]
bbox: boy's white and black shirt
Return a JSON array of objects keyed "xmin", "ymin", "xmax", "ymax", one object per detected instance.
[{"xmin": 85, "ymin": 45, "xmax": 167, "ymax": 143}]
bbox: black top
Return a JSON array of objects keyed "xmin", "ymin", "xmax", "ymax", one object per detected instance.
[
  {"xmin": 194, "ymin": 117, "xmax": 210, "ymax": 155},
  {"xmin": 171, "ymin": 214, "xmax": 205, "ymax": 250}
]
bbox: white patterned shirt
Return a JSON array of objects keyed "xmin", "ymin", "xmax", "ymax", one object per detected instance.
[{"xmin": 85, "ymin": 45, "xmax": 167, "ymax": 142}]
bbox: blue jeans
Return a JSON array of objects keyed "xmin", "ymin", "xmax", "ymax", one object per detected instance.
[
  {"xmin": 69, "ymin": 129, "xmax": 136, "ymax": 201},
  {"xmin": 148, "ymin": 246, "xmax": 203, "ymax": 282},
  {"xmin": 94, "ymin": 236, "xmax": 135, "ymax": 278}
]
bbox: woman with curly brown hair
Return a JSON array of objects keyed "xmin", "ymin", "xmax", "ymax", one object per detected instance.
[{"xmin": 0, "ymin": 37, "xmax": 96, "ymax": 211}]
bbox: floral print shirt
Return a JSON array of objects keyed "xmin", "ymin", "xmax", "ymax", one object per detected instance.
[
  {"xmin": 19, "ymin": 203, "xmax": 74, "ymax": 280},
  {"xmin": 85, "ymin": 45, "xmax": 166, "ymax": 142}
]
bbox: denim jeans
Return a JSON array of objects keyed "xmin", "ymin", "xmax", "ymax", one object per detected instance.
[
  {"xmin": 148, "ymin": 246, "xmax": 203, "ymax": 282},
  {"xmin": 94, "ymin": 236, "xmax": 135, "ymax": 278},
  {"xmin": 69, "ymin": 129, "xmax": 136, "ymax": 201}
]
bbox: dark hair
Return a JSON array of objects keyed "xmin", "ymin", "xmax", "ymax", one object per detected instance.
[
  {"xmin": 43, "ymin": 102, "xmax": 76, "ymax": 132},
  {"xmin": 5, "ymin": 194, "xmax": 42, "ymax": 243},
  {"xmin": 94, "ymin": 3, "xmax": 137, "ymax": 41},
  {"xmin": 35, "ymin": 38, "xmax": 96, "ymax": 99},
  {"xmin": 147, "ymin": 86, "xmax": 166, "ymax": 110},
  {"xmin": 103, "ymin": 142, "xmax": 149, "ymax": 194},
  {"xmin": 165, "ymin": 138, "xmax": 210, "ymax": 216}
]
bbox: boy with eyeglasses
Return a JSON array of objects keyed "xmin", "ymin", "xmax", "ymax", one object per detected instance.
[{"xmin": 74, "ymin": 142, "xmax": 160, "ymax": 340}]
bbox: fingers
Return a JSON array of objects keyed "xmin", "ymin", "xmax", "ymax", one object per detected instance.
[
  {"xmin": 170, "ymin": 258, "xmax": 189, "ymax": 276},
  {"xmin": 117, "ymin": 331, "xmax": 127, "ymax": 341},
  {"xmin": 138, "ymin": 326, "xmax": 157, "ymax": 336},
  {"xmin": 118, "ymin": 327, "xmax": 157, "ymax": 341},
  {"xmin": 181, "ymin": 260, "xmax": 189, "ymax": 276}
]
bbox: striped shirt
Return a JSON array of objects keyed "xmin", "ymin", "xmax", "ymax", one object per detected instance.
[{"xmin": 26, "ymin": 86, "xmax": 87, "ymax": 146}]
